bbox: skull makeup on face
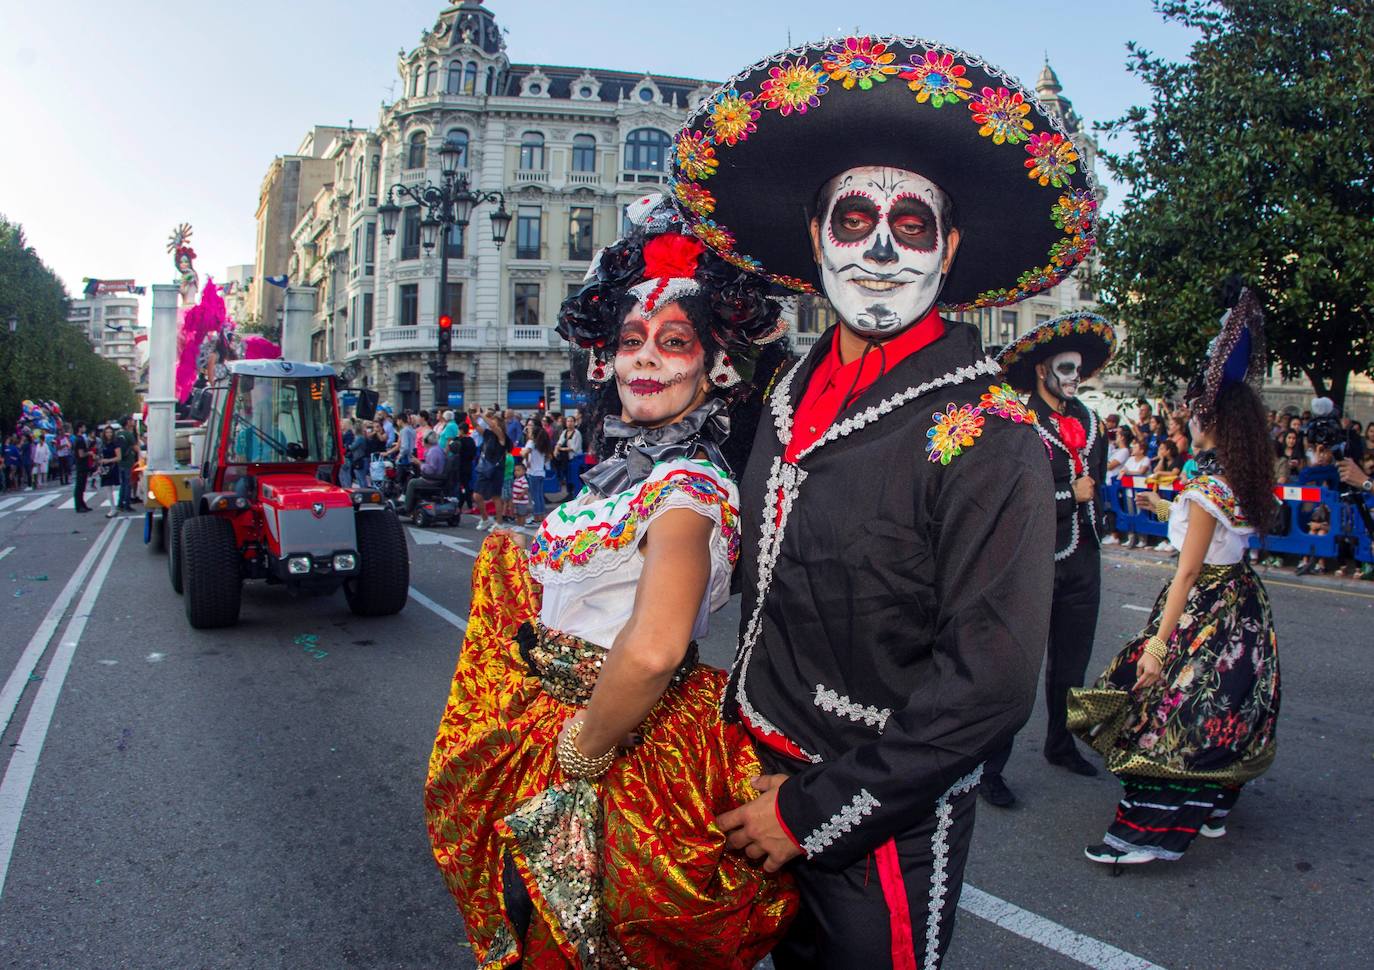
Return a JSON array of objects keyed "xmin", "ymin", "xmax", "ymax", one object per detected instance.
[
  {"xmin": 1039, "ymin": 351, "xmax": 1083, "ymax": 403},
  {"xmin": 812, "ymin": 166, "xmax": 956, "ymax": 337}
]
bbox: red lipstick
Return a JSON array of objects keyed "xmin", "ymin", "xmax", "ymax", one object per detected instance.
[{"xmin": 629, "ymin": 379, "xmax": 665, "ymax": 395}]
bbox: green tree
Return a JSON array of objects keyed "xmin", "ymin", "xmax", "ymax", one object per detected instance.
[
  {"xmin": 0, "ymin": 216, "xmax": 139, "ymax": 429},
  {"xmin": 1096, "ymin": 0, "xmax": 1374, "ymax": 408}
]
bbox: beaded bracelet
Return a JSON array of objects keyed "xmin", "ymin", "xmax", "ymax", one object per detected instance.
[
  {"xmin": 557, "ymin": 721, "xmax": 616, "ymax": 779},
  {"xmin": 1143, "ymin": 634, "xmax": 1168, "ymax": 663}
]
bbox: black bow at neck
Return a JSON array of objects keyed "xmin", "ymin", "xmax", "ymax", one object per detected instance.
[{"xmin": 581, "ymin": 399, "xmax": 731, "ymax": 498}]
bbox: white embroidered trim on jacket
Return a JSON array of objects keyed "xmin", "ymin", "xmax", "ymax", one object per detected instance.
[
  {"xmin": 800, "ymin": 788, "xmax": 880, "ymax": 857},
  {"xmin": 925, "ymin": 765, "xmax": 984, "ymax": 969},
  {"xmin": 813, "ymin": 685, "xmax": 891, "ymax": 730}
]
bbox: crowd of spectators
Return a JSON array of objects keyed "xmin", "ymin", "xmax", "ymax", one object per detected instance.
[
  {"xmin": 1099, "ymin": 398, "xmax": 1374, "ymax": 580},
  {"xmin": 340, "ymin": 404, "xmax": 593, "ymax": 531}
]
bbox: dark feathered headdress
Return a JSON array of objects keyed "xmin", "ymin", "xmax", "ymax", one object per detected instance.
[{"xmin": 1186, "ymin": 283, "xmax": 1267, "ymax": 423}]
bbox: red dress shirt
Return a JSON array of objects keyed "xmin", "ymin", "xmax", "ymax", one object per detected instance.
[{"xmin": 785, "ymin": 307, "xmax": 946, "ymax": 463}]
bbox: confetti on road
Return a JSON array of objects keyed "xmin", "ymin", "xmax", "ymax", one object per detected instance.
[
  {"xmin": 146, "ymin": 653, "xmax": 166, "ymax": 663},
  {"xmin": 294, "ymin": 633, "xmax": 328, "ymax": 660}
]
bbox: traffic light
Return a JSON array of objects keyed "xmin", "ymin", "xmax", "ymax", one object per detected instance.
[{"xmin": 437, "ymin": 314, "xmax": 452, "ymax": 353}]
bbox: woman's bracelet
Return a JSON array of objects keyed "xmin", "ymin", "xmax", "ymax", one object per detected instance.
[
  {"xmin": 1153, "ymin": 499, "xmax": 1172, "ymax": 522},
  {"xmin": 557, "ymin": 720, "xmax": 616, "ymax": 780},
  {"xmin": 1143, "ymin": 634, "xmax": 1168, "ymax": 663}
]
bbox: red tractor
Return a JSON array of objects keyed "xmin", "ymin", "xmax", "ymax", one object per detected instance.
[{"xmin": 168, "ymin": 360, "xmax": 408, "ymax": 629}]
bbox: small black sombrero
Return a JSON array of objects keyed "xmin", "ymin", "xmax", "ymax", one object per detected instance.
[
  {"xmin": 668, "ymin": 35, "xmax": 1100, "ymax": 309},
  {"xmin": 998, "ymin": 310, "xmax": 1116, "ymax": 393}
]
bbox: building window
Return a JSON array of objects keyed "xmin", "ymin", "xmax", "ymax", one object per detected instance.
[
  {"xmin": 447, "ymin": 61, "xmax": 462, "ymax": 94},
  {"xmin": 401, "ymin": 207, "xmax": 421, "ymax": 260},
  {"xmin": 399, "ymin": 284, "xmax": 419, "ymax": 328},
  {"xmin": 637, "ymin": 87, "xmax": 655, "ymax": 103},
  {"xmin": 463, "ymin": 63, "xmax": 477, "ymax": 95},
  {"xmin": 486, "ymin": 67, "xmax": 495, "ymax": 94},
  {"xmin": 519, "ymin": 131, "xmax": 545, "ymax": 171},
  {"xmin": 507, "ymin": 370, "xmax": 544, "ymax": 409},
  {"xmin": 445, "ymin": 222, "xmax": 464, "ymax": 259},
  {"xmin": 516, "ymin": 205, "xmax": 542, "ymax": 259},
  {"xmin": 999, "ymin": 309, "xmax": 1019, "ymax": 344},
  {"xmin": 352, "ymin": 227, "xmax": 362, "ymax": 269},
  {"xmin": 445, "ymin": 129, "xmax": 469, "ymax": 169},
  {"xmin": 396, "ymin": 371, "xmax": 420, "ymax": 414},
  {"xmin": 571, "ymin": 134, "xmax": 596, "ymax": 172},
  {"xmin": 367, "ymin": 156, "xmax": 379, "ymax": 204},
  {"xmin": 443, "ymin": 282, "xmax": 463, "ymax": 321},
  {"xmin": 568, "ymin": 207, "xmax": 594, "ymax": 260},
  {"xmin": 624, "ymin": 128, "xmax": 670, "ymax": 173},
  {"xmin": 407, "ymin": 132, "xmax": 426, "ymax": 169},
  {"xmin": 796, "ymin": 294, "xmax": 838, "ymax": 334},
  {"xmin": 1035, "ymin": 313, "xmax": 1051, "ymax": 326},
  {"xmin": 411, "ymin": 66, "xmax": 422, "ymax": 97},
  {"xmin": 447, "ymin": 371, "xmax": 466, "ymax": 409},
  {"xmin": 424, "ymin": 62, "xmax": 437, "ymax": 96},
  {"xmin": 362, "ymin": 293, "xmax": 374, "ymax": 343},
  {"xmin": 513, "ymin": 283, "xmax": 540, "ymax": 328},
  {"xmin": 353, "ymin": 158, "xmax": 363, "ymax": 198},
  {"xmin": 364, "ymin": 222, "xmax": 376, "ymax": 275}
]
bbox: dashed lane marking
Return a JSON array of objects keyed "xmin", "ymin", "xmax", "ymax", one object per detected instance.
[
  {"xmin": 408, "ymin": 587, "xmax": 467, "ymax": 631},
  {"xmin": 0, "ymin": 517, "xmax": 131, "ymax": 896},
  {"xmin": 0, "ymin": 547, "xmax": 12, "ymax": 563},
  {"xmin": 16, "ymin": 492, "xmax": 64, "ymax": 513},
  {"xmin": 959, "ymin": 885, "xmax": 1166, "ymax": 969},
  {"xmin": 1121, "ymin": 604, "xmax": 1151, "ymax": 613},
  {"xmin": 0, "ymin": 497, "xmax": 26, "ymax": 511}
]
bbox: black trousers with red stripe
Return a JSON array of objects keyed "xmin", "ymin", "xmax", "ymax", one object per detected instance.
[{"xmin": 761, "ymin": 748, "xmax": 978, "ymax": 970}]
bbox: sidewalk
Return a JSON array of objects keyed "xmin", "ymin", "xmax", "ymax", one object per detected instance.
[{"xmin": 1103, "ymin": 545, "xmax": 1374, "ymax": 594}]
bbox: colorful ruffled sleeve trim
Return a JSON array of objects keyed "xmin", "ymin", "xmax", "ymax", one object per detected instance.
[
  {"xmin": 1177, "ymin": 475, "xmax": 1252, "ymax": 534},
  {"xmin": 528, "ymin": 459, "xmax": 741, "ymax": 585}
]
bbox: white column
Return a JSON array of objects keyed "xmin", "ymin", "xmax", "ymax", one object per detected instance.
[
  {"xmin": 144, "ymin": 284, "xmax": 179, "ymax": 472},
  {"xmin": 282, "ymin": 286, "xmax": 319, "ymax": 362}
]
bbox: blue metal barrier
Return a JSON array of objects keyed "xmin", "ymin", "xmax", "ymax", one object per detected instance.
[{"xmin": 1100, "ymin": 480, "xmax": 1366, "ymax": 561}]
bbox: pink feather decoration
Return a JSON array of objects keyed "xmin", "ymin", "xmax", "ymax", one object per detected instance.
[{"xmin": 174, "ymin": 279, "xmax": 280, "ymax": 402}]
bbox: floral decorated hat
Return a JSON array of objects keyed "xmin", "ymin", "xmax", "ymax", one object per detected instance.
[
  {"xmin": 997, "ymin": 310, "xmax": 1116, "ymax": 393},
  {"xmin": 669, "ymin": 35, "xmax": 1099, "ymax": 309},
  {"xmin": 1184, "ymin": 285, "xmax": 1266, "ymax": 424}
]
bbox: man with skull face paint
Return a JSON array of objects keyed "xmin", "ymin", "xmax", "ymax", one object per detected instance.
[
  {"xmin": 989, "ymin": 312, "xmax": 1118, "ymax": 805},
  {"xmin": 675, "ymin": 34, "xmax": 1101, "ymax": 968}
]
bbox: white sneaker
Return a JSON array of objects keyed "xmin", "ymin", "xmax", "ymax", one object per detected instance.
[
  {"xmin": 1200, "ymin": 822, "xmax": 1227, "ymax": 839},
  {"xmin": 1156, "ymin": 542, "xmax": 1176, "ymax": 553},
  {"xmin": 1101, "ymin": 535, "xmax": 1119, "ymax": 546}
]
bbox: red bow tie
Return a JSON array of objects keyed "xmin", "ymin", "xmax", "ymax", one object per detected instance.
[{"xmin": 1049, "ymin": 412, "xmax": 1087, "ymax": 474}]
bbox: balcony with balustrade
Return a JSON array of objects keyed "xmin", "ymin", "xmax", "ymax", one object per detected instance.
[{"xmin": 368, "ymin": 323, "xmax": 482, "ymax": 354}]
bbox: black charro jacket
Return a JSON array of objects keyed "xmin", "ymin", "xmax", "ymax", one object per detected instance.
[
  {"xmin": 1032, "ymin": 394, "xmax": 1108, "ymax": 561},
  {"xmin": 724, "ymin": 321, "xmax": 1055, "ymax": 871}
]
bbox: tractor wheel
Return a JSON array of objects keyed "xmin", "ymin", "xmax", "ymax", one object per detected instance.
[
  {"xmin": 148, "ymin": 509, "xmax": 167, "ymax": 553},
  {"xmin": 411, "ymin": 507, "xmax": 425, "ymax": 527},
  {"xmin": 182, "ymin": 516, "xmax": 243, "ymax": 629},
  {"xmin": 166, "ymin": 501, "xmax": 194, "ymax": 594},
  {"xmin": 344, "ymin": 510, "xmax": 409, "ymax": 617}
]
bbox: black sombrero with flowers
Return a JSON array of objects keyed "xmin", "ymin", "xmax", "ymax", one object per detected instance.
[
  {"xmin": 997, "ymin": 310, "xmax": 1116, "ymax": 393},
  {"xmin": 668, "ymin": 35, "xmax": 1100, "ymax": 309}
]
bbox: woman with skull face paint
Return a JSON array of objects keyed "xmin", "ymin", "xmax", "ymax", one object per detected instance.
[
  {"xmin": 423, "ymin": 195, "xmax": 797, "ymax": 969},
  {"xmin": 988, "ymin": 312, "xmax": 1117, "ymax": 807},
  {"xmin": 673, "ymin": 34, "xmax": 1103, "ymax": 970},
  {"xmin": 1068, "ymin": 287, "xmax": 1280, "ymax": 866}
]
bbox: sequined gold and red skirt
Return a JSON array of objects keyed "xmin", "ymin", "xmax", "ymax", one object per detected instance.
[{"xmin": 424, "ymin": 533, "xmax": 796, "ymax": 969}]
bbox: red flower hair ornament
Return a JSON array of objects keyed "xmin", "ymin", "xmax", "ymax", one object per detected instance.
[{"xmin": 629, "ymin": 233, "xmax": 706, "ymax": 315}]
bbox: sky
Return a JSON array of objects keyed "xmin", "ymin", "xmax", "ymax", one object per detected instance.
[{"xmin": 0, "ymin": 0, "xmax": 1199, "ymax": 327}]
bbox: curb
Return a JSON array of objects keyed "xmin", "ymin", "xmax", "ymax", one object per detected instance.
[{"xmin": 1103, "ymin": 548, "xmax": 1374, "ymax": 594}]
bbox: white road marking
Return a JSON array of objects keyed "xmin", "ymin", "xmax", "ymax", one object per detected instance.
[
  {"xmin": 0, "ymin": 517, "xmax": 130, "ymax": 896},
  {"xmin": 1121, "ymin": 604, "xmax": 1152, "ymax": 613},
  {"xmin": 0, "ymin": 519, "xmax": 121, "ymax": 735},
  {"xmin": 408, "ymin": 587, "xmax": 468, "ymax": 631},
  {"xmin": 959, "ymin": 885, "xmax": 1166, "ymax": 970},
  {"xmin": 16, "ymin": 492, "xmax": 63, "ymax": 513},
  {"xmin": 0, "ymin": 547, "xmax": 12, "ymax": 563},
  {"xmin": 146, "ymin": 653, "xmax": 166, "ymax": 663},
  {"xmin": 0, "ymin": 497, "xmax": 25, "ymax": 511},
  {"xmin": 407, "ymin": 526, "xmax": 480, "ymax": 557}
]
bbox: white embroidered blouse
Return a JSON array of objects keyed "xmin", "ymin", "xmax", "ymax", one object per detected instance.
[
  {"xmin": 1166, "ymin": 475, "xmax": 1254, "ymax": 566},
  {"xmin": 526, "ymin": 457, "xmax": 740, "ymax": 649}
]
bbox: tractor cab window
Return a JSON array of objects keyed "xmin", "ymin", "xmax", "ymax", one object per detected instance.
[{"xmin": 226, "ymin": 376, "xmax": 337, "ymax": 464}]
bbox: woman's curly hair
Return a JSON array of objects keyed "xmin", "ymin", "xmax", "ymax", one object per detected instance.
[{"xmin": 1209, "ymin": 381, "xmax": 1277, "ymax": 537}]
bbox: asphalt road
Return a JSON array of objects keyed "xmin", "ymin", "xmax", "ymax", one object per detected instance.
[{"xmin": 0, "ymin": 484, "xmax": 1369, "ymax": 969}]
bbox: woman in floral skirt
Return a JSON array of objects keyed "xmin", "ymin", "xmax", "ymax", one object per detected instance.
[
  {"xmin": 1070, "ymin": 286, "xmax": 1281, "ymax": 865},
  {"xmin": 424, "ymin": 197, "xmax": 796, "ymax": 967}
]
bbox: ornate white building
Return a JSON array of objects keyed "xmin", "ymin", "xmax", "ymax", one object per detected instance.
[
  {"xmin": 67, "ymin": 290, "xmax": 143, "ymax": 383},
  {"xmin": 276, "ymin": 4, "xmax": 1108, "ymax": 413}
]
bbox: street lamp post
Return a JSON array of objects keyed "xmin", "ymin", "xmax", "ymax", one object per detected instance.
[{"xmin": 378, "ymin": 141, "xmax": 511, "ymax": 410}]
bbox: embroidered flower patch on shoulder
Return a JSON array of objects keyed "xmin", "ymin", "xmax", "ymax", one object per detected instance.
[
  {"xmin": 925, "ymin": 402, "xmax": 985, "ymax": 465},
  {"xmin": 978, "ymin": 383, "xmax": 1037, "ymax": 424}
]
